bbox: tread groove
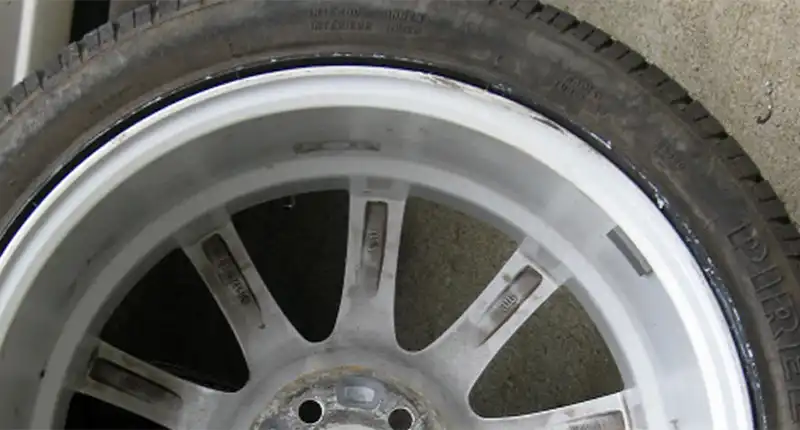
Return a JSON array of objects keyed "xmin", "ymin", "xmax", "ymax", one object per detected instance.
[
  {"xmin": 669, "ymin": 95, "xmax": 693, "ymax": 107},
  {"xmin": 111, "ymin": 21, "xmax": 120, "ymax": 41},
  {"xmin": 526, "ymin": 5, "xmax": 544, "ymax": 18}
]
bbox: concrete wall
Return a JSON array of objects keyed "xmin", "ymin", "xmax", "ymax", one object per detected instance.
[{"xmin": 548, "ymin": 0, "xmax": 800, "ymax": 221}]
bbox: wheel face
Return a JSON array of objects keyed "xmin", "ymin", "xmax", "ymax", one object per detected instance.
[{"xmin": 0, "ymin": 66, "xmax": 750, "ymax": 429}]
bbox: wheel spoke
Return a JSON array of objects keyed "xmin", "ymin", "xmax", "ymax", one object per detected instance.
[
  {"xmin": 417, "ymin": 240, "xmax": 561, "ymax": 393},
  {"xmin": 181, "ymin": 217, "xmax": 303, "ymax": 365},
  {"xmin": 477, "ymin": 391, "xmax": 631, "ymax": 430},
  {"xmin": 332, "ymin": 178, "xmax": 408, "ymax": 346},
  {"xmin": 74, "ymin": 341, "xmax": 224, "ymax": 429}
]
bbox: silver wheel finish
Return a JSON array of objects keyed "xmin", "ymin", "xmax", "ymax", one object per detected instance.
[{"xmin": 0, "ymin": 66, "xmax": 751, "ymax": 429}]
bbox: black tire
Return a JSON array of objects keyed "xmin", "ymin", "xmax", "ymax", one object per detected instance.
[{"xmin": 0, "ymin": 1, "xmax": 796, "ymax": 428}]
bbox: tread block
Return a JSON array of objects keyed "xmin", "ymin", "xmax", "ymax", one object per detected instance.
[
  {"xmin": 781, "ymin": 239, "xmax": 800, "ymax": 258},
  {"xmin": 97, "ymin": 22, "xmax": 116, "ymax": 45},
  {"xmin": 685, "ymin": 101, "xmax": 710, "ymax": 121},
  {"xmin": 7, "ymin": 83, "xmax": 27, "ymax": 113},
  {"xmin": 715, "ymin": 137, "xmax": 745, "ymax": 159},
  {"xmin": 586, "ymin": 29, "xmax": 611, "ymax": 49},
  {"xmin": 155, "ymin": 0, "xmax": 181, "ymax": 17},
  {"xmin": 657, "ymin": 80, "xmax": 688, "ymax": 103},
  {"xmin": 58, "ymin": 44, "xmax": 81, "ymax": 70},
  {"xmin": 536, "ymin": 5, "xmax": 560, "ymax": 23},
  {"xmin": 41, "ymin": 57, "xmax": 63, "ymax": 91},
  {"xmin": 772, "ymin": 223, "xmax": 800, "ymax": 241},
  {"xmin": 728, "ymin": 156, "xmax": 761, "ymax": 180},
  {"xmin": 753, "ymin": 181, "xmax": 776, "ymax": 202},
  {"xmin": 638, "ymin": 65, "xmax": 669, "ymax": 87},
  {"xmin": 133, "ymin": 4, "xmax": 154, "ymax": 27},
  {"xmin": 0, "ymin": 100, "xmax": 8, "ymax": 124},
  {"xmin": 117, "ymin": 10, "xmax": 136, "ymax": 36},
  {"xmin": 601, "ymin": 41, "xmax": 629, "ymax": 59},
  {"xmin": 494, "ymin": 0, "xmax": 519, "ymax": 7},
  {"xmin": 569, "ymin": 21, "xmax": 596, "ymax": 41},
  {"xmin": 551, "ymin": 11, "xmax": 577, "ymax": 32},
  {"xmin": 22, "ymin": 73, "xmax": 41, "ymax": 97},
  {"xmin": 511, "ymin": 0, "xmax": 541, "ymax": 15},
  {"xmin": 178, "ymin": 0, "xmax": 203, "ymax": 9},
  {"xmin": 2, "ymin": 95, "xmax": 14, "ymax": 116},
  {"xmin": 80, "ymin": 29, "xmax": 101, "ymax": 58},
  {"xmin": 696, "ymin": 117, "xmax": 726, "ymax": 138},
  {"xmin": 761, "ymin": 199, "xmax": 790, "ymax": 221},
  {"xmin": 619, "ymin": 51, "xmax": 646, "ymax": 72}
]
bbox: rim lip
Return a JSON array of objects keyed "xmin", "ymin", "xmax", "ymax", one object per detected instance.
[{"xmin": 0, "ymin": 66, "xmax": 751, "ymax": 429}]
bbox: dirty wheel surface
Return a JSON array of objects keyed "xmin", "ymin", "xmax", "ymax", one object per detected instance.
[{"xmin": 0, "ymin": 1, "xmax": 796, "ymax": 429}]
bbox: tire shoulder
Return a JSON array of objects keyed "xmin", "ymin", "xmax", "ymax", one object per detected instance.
[
  {"xmin": 0, "ymin": 0, "xmax": 201, "ymax": 124},
  {"xmin": 503, "ymin": 0, "xmax": 800, "ymax": 269}
]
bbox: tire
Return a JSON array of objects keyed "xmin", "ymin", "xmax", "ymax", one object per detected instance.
[{"xmin": 0, "ymin": 1, "xmax": 796, "ymax": 429}]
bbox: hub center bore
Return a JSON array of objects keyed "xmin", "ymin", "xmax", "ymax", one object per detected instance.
[{"xmin": 255, "ymin": 368, "xmax": 438, "ymax": 430}]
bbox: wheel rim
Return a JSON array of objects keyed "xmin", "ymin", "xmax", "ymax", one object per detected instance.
[{"xmin": 0, "ymin": 66, "xmax": 751, "ymax": 429}]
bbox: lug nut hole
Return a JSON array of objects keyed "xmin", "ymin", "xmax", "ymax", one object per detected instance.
[
  {"xmin": 298, "ymin": 399, "xmax": 323, "ymax": 424},
  {"xmin": 388, "ymin": 408, "xmax": 414, "ymax": 430}
]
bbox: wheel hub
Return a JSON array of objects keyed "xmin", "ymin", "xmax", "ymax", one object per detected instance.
[{"xmin": 256, "ymin": 368, "xmax": 436, "ymax": 430}]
